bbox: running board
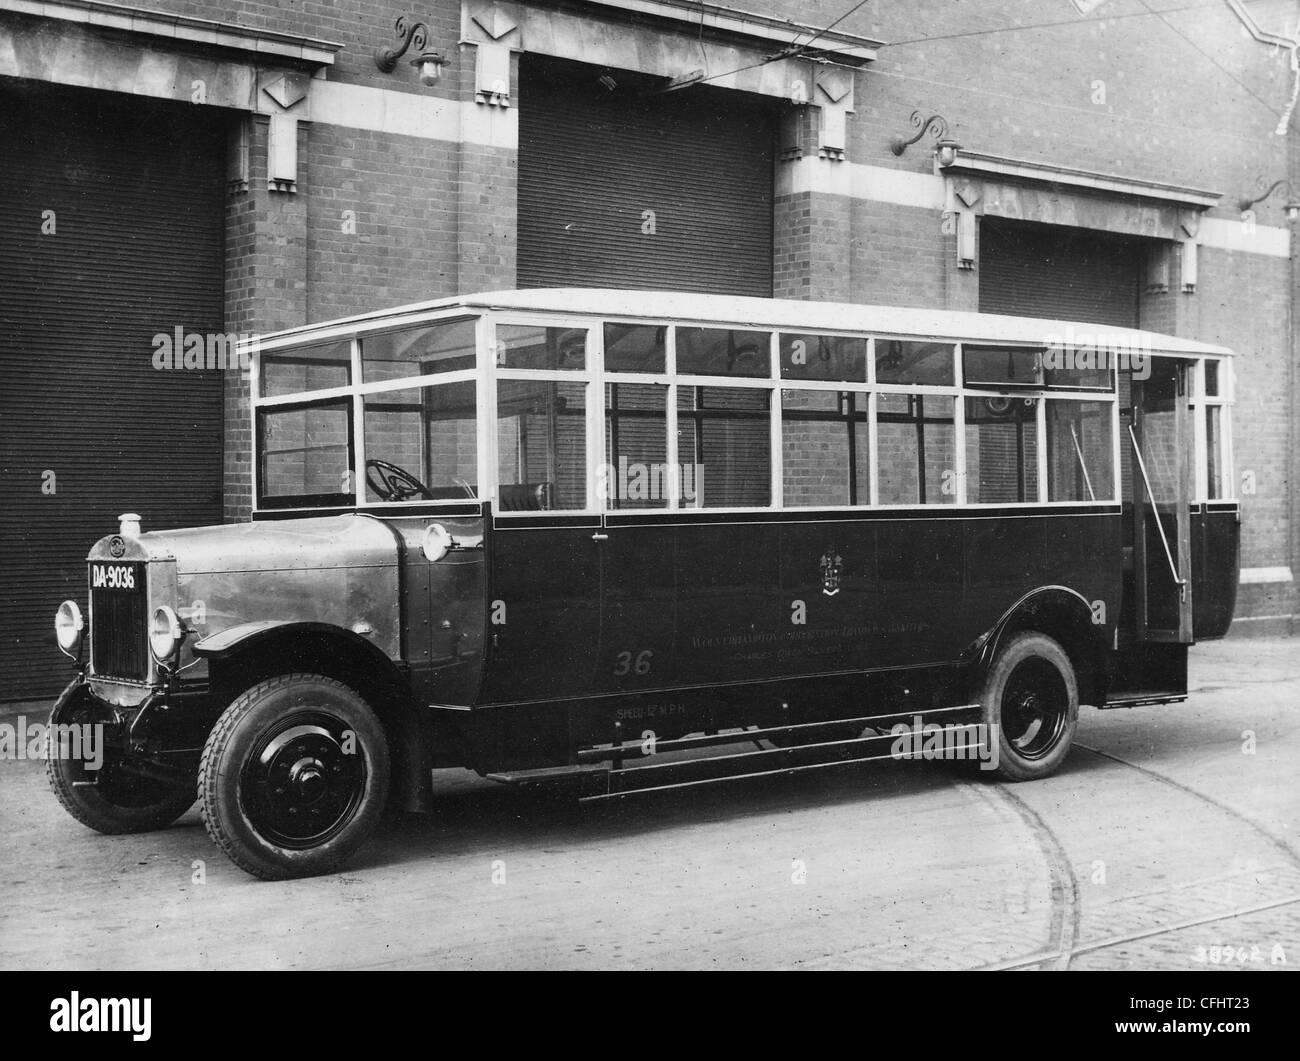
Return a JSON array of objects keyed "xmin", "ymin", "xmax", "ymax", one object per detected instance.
[
  {"xmin": 485, "ymin": 704, "xmax": 983, "ymax": 799},
  {"xmin": 1100, "ymin": 692, "xmax": 1188, "ymax": 709}
]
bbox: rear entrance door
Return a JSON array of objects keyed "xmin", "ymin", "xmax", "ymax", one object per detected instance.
[{"xmin": 1129, "ymin": 358, "xmax": 1193, "ymax": 642}]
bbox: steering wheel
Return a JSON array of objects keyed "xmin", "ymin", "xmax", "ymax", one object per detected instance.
[{"xmin": 366, "ymin": 459, "xmax": 434, "ymax": 501}]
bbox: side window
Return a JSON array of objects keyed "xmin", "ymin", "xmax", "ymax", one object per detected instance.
[
  {"xmin": 1202, "ymin": 359, "xmax": 1230, "ymax": 499},
  {"xmin": 361, "ymin": 319, "xmax": 476, "ymax": 382},
  {"xmin": 676, "ymin": 328, "xmax": 771, "ymax": 378},
  {"xmin": 605, "ymin": 323, "xmax": 666, "ymax": 373},
  {"xmin": 963, "ymin": 345, "xmax": 1040, "ymax": 387},
  {"xmin": 876, "ymin": 340, "xmax": 954, "ymax": 386},
  {"xmin": 497, "ymin": 324, "xmax": 586, "ymax": 370},
  {"xmin": 781, "ymin": 389, "xmax": 869, "ymax": 507},
  {"xmin": 260, "ymin": 339, "xmax": 351, "ymax": 397},
  {"xmin": 496, "ymin": 380, "xmax": 588, "ymax": 511},
  {"xmin": 1046, "ymin": 400, "xmax": 1113, "ymax": 502},
  {"xmin": 604, "ymin": 383, "xmax": 670, "ymax": 509},
  {"xmin": 965, "ymin": 396, "xmax": 1039, "ymax": 503},
  {"xmin": 876, "ymin": 393, "xmax": 956, "ymax": 504},
  {"xmin": 780, "ymin": 333, "xmax": 868, "ymax": 382},
  {"xmin": 677, "ymin": 386, "xmax": 770, "ymax": 507},
  {"xmin": 1205, "ymin": 404, "xmax": 1225, "ymax": 498},
  {"xmin": 363, "ymin": 381, "xmax": 478, "ymax": 501},
  {"xmin": 258, "ymin": 399, "xmax": 353, "ymax": 507}
]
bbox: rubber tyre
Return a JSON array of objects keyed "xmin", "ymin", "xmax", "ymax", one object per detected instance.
[
  {"xmin": 979, "ymin": 632, "xmax": 1078, "ymax": 782},
  {"xmin": 199, "ymin": 674, "xmax": 390, "ymax": 880},
  {"xmin": 47, "ymin": 710, "xmax": 194, "ymax": 835}
]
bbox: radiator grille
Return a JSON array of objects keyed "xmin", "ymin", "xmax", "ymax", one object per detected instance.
[{"xmin": 90, "ymin": 564, "xmax": 148, "ymax": 680}]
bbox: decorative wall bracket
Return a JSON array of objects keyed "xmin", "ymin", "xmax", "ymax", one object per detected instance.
[
  {"xmin": 814, "ymin": 68, "xmax": 854, "ymax": 161},
  {"xmin": 1237, "ymin": 178, "xmax": 1300, "ymax": 220},
  {"xmin": 891, "ymin": 111, "xmax": 952, "ymax": 157},
  {"xmin": 949, "ymin": 182, "xmax": 981, "ymax": 270},
  {"xmin": 463, "ymin": 2, "xmax": 520, "ymax": 107},
  {"xmin": 260, "ymin": 73, "xmax": 312, "ymax": 194}
]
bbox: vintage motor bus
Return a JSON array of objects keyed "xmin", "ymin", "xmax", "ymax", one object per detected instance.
[{"xmin": 48, "ymin": 289, "xmax": 1238, "ymax": 879}]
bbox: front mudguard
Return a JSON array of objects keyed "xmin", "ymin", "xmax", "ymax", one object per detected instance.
[{"xmin": 50, "ymin": 675, "xmax": 123, "ymax": 732}]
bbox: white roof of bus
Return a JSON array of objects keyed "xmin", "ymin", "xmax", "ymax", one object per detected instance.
[{"xmin": 256, "ymin": 288, "xmax": 1234, "ymax": 356}]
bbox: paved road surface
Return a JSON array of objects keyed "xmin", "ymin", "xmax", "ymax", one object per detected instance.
[{"xmin": 2, "ymin": 638, "xmax": 1297, "ymax": 970}]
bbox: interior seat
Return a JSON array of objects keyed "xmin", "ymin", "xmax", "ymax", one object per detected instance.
[{"xmin": 497, "ymin": 482, "xmax": 553, "ymax": 511}]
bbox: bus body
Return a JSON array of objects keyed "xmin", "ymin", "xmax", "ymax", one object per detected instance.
[{"xmin": 48, "ymin": 290, "xmax": 1238, "ymax": 878}]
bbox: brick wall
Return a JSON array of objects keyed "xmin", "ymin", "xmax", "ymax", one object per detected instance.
[
  {"xmin": 304, "ymin": 123, "xmax": 461, "ymax": 321},
  {"xmin": 126, "ymin": 0, "xmax": 464, "ymax": 100},
  {"xmin": 774, "ymin": 189, "xmax": 854, "ymax": 302},
  {"xmin": 1195, "ymin": 245, "xmax": 1296, "ymax": 619},
  {"xmin": 850, "ymin": 200, "xmax": 949, "ymax": 309},
  {"xmin": 853, "ymin": 1, "xmax": 1290, "ymax": 211}
]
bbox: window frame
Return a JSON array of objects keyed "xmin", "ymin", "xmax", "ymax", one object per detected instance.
[
  {"xmin": 254, "ymin": 394, "xmax": 356, "ymax": 511},
  {"xmin": 490, "ymin": 314, "xmax": 602, "ymax": 515},
  {"xmin": 251, "ymin": 310, "xmax": 485, "ymax": 512},
  {"xmin": 251, "ymin": 305, "xmax": 1233, "ymax": 517},
  {"xmin": 1190, "ymin": 354, "xmax": 1235, "ymax": 502}
]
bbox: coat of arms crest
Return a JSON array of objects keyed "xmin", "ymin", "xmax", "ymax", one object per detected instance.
[{"xmin": 819, "ymin": 546, "xmax": 843, "ymax": 596}]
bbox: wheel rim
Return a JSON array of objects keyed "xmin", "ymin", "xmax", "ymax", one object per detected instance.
[
  {"xmin": 1000, "ymin": 658, "xmax": 1070, "ymax": 761},
  {"xmin": 239, "ymin": 710, "xmax": 367, "ymax": 849}
]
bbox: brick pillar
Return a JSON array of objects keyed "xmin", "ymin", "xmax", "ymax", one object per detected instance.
[
  {"xmin": 456, "ymin": 136, "xmax": 518, "ymax": 292},
  {"xmin": 773, "ymin": 136, "xmax": 854, "ymax": 303},
  {"xmin": 773, "ymin": 189, "xmax": 812, "ymax": 299},
  {"xmin": 223, "ymin": 115, "xmax": 309, "ymax": 522}
]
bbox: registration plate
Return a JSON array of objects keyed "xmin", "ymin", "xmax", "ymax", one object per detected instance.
[{"xmin": 90, "ymin": 563, "xmax": 142, "ymax": 591}]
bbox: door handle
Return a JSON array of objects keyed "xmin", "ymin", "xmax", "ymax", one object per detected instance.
[{"xmin": 591, "ymin": 532, "xmax": 609, "ymax": 542}]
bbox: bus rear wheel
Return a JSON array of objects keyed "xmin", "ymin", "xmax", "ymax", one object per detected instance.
[{"xmin": 979, "ymin": 632, "xmax": 1078, "ymax": 782}]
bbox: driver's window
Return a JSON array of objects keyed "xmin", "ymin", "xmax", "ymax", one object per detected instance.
[{"xmin": 363, "ymin": 380, "xmax": 478, "ymax": 501}]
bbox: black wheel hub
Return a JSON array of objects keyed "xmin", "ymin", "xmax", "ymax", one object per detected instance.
[
  {"xmin": 1001, "ymin": 659, "xmax": 1069, "ymax": 761},
  {"xmin": 240, "ymin": 713, "xmax": 366, "ymax": 849}
]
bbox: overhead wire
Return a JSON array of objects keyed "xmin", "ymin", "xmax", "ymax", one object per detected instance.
[{"xmin": 678, "ymin": 0, "xmax": 1287, "ymax": 138}]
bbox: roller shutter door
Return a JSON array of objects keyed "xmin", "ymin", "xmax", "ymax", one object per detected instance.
[
  {"xmin": 0, "ymin": 83, "xmax": 226, "ymax": 701},
  {"xmin": 979, "ymin": 216, "xmax": 1142, "ymax": 328},
  {"xmin": 518, "ymin": 53, "xmax": 775, "ymax": 296},
  {"xmin": 979, "ymin": 217, "xmax": 1144, "ymax": 503}
]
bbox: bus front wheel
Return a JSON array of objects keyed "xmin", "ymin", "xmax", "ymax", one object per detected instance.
[
  {"xmin": 979, "ymin": 632, "xmax": 1078, "ymax": 782},
  {"xmin": 198, "ymin": 674, "xmax": 390, "ymax": 880}
]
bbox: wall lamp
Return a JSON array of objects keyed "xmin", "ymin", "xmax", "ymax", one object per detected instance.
[
  {"xmin": 374, "ymin": 15, "xmax": 445, "ymax": 86},
  {"xmin": 1237, "ymin": 178, "xmax": 1300, "ymax": 221},
  {"xmin": 935, "ymin": 138, "xmax": 961, "ymax": 168}
]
